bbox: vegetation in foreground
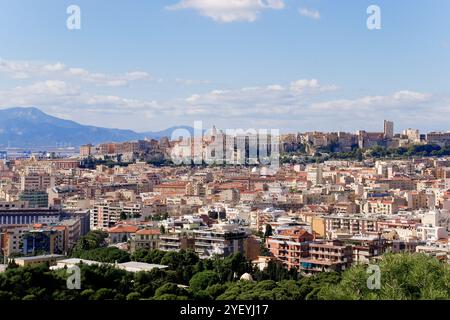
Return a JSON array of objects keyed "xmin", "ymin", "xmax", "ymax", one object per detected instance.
[{"xmin": 1, "ymin": 247, "xmax": 449, "ymax": 300}]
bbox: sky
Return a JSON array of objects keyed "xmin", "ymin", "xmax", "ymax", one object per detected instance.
[{"xmin": 0, "ymin": 0, "xmax": 449, "ymax": 134}]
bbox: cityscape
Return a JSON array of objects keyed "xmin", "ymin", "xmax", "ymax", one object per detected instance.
[
  {"xmin": 1, "ymin": 117, "xmax": 450, "ymax": 301},
  {"xmin": 0, "ymin": 0, "xmax": 449, "ymax": 309}
]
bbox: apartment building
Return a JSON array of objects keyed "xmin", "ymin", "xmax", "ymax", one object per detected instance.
[
  {"xmin": 153, "ymin": 182, "xmax": 188, "ymax": 197},
  {"xmin": 415, "ymin": 240, "xmax": 449, "ymax": 262},
  {"xmin": 363, "ymin": 198, "xmax": 401, "ymax": 215},
  {"xmin": 299, "ymin": 240, "xmax": 353, "ymax": 274},
  {"xmin": 60, "ymin": 218, "xmax": 82, "ymax": 250},
  {"xmin": 159, "ymin": 232, "xmax": 195, "ymax": 252},
  {"xmin": 90, "ymin": 201, "xmax": 142, "ymax": 230},
  {"xmin": 0, "ymin": 208, "xmax": 61, "ymax": 226},
  {"xmin": 0, "ymin": 225, "xmax": 27, "ymax": 256},
  {"xmin": 266, "ymin": 228, "xmax": 314, "ymax": 270},
  {"xmin": 20, "ymin": 173, "xmax": 55, "ymax": 191},
  {"xmin": 378, "ymin": 178, "xmax": 417, "ymax": 191},
  {"xmin": 22, "ymin": 228, "xmax": 64, "ymax": 255},
  {"xmin": 390, "ymin": 239, "xmax": 419, "ymax": 253},
  {"xmin": 0, "ymin": 201, "xmax": 28, "ymax": 210},
  {"xmin": 347, "ymin": 235, "xmax": 386, "ymax": 265},
  {"xmin": 324, "ymin": 215, "xmax": 380, "ymax": 237},
  {"xmin": 416, "ymin": 225, "xmax": 448, "ymax": 241},
  {"xmin": 306, "ymin": 165, "xmax": 323, "ymax": 186},
  {"xmin": 193, "ymin": 224, "xmax": 248, "ymax": 259},
  {"xmin": 406, "ymin": 191, "xmax": 431, "ymax": 210},
  {"xmin": 19, "ymin": 190, "xmax": 49, "ymax": 208}
]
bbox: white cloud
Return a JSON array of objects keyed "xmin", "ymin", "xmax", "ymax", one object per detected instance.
[
  {"xmin": 310, "ymin": 91, "xmax": 431, "ymax": 112},
  {"xmin": 0, "ymin": 80, "xmax": 80, "ymax": 108},
  {"xmin": 173, "ymin": 83, "xmax": 435, "ymax": 125},
  {"xmin": 0, "ymin": 78, "xmax": 337, "ymax": 119},
  {"xmin": 0, "ymin": 80, "xmax": 162, "ymax": 114},
  {"xmin": 177, "ymin": 79, "xmax": 339, "ymax": 117},
  {"xmin": 266, "ymin": 84, "xmax": 284, "ymax": 91},
  {"xmin": 290, "ymin": 79, "xmax": 337, "ymax": 94},
  {"xmin": 0, "ymin": 58, "xmax": 151, "ymax": 87},
  {"xmin": 298, "ymin": 8, "xmax": 320, "ymax": 20},
  {"xmin": 175, "ymin": 78, "xmax": 211, "ymax": 85},
  {"xmin": 0, "ymin": 77, "xmax": 444, "ymax": 133},
  {"xmin": 68, "ymin": 68, "xmax": 151, "ymax": 87},
  {"xmin": 166, "ymin": 0, "xmax": 285, "ymax": 22}
]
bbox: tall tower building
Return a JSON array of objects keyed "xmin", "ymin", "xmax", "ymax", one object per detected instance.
[{"xmin": 384, "ymin": 120, "xmax": 394, "ymax": 139}]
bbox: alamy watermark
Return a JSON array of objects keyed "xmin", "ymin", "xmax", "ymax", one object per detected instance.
[
  {"xmin": 66, "ymin": 5, "xmax": 81, "ymax": 30},
  {"xmin": 65, "ymin": 5, "xmax": 381, "ymax": 31},
  {"xmin": 366, "ymin": 264, "xmax": 381, "ymax": 290},
  {"xmin": 367, "ymin": 5, "xmax": 382, "ymax": 30},
  {"xmin": 169, "ymin": 121, "xmax": 280, "ymax": 171},
  {"xmin": 66, "ymin": 265, "xmax": 81, "ymax": 290}
]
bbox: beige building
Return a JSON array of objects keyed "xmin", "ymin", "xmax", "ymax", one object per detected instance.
[{"xmin": 130, "ymin": 228, "xmax": 161, "ymax": 252}]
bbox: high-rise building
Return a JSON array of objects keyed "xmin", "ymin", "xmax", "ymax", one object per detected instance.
[
  {"xmin": 306, "ymin": 165, "xmax": 323, "ymax": 185},
  {"xmin": 20, "ymin": 173, "xmax": 54, "ymax": 191},
  {"xmin": 19, "ymin": 190, "xmax": 49, "ymax": 208},
  {"xmin": 384, "ymin": 120, "xmax": 394, "ymax": 139},
  {"xmin": 90, "ymin": 201, "xmax": 142, "ymax": 230}
]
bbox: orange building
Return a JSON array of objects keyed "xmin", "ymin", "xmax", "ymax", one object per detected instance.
[{"xmin": 266, "ymin": 227, "xmax": 314, "ymax": 270}]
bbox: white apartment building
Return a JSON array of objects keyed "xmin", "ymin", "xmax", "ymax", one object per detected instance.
[
  {"xmin": 90, "ymin": 201, "xmax": 142, "ymax": 230},
  {"xmin": 416, "ymin": 225, "xmax": 448, "ymax": 241},
  {"xmin": 193, "ymin": 223, "xmax": 248, "ymax": 259}
]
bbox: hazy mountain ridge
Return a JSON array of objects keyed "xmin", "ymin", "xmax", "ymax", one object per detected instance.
[{"xmin": 0, "ymin": 107, "xmax": 192, "ymax": 147}]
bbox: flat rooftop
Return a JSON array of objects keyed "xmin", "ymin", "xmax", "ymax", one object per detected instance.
[
  {"xmin": 51, "ymin": 258, "xmax": 168, "ymax": 273},
  {"xmin": 13, "ymin": 254, "xmax": 65, "ymax": 261}
]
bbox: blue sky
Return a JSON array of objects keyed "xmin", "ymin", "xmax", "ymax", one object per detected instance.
[{"xmin": 0, "ymin": 0, "xmax": 449, "ymax": 133}]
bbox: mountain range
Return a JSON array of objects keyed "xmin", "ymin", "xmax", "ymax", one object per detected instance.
[{"xmin": 0, "ymin": 107, "xmax": 193, "ymax": 148}]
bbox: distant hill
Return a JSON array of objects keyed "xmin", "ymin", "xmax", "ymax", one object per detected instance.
[
  {"xmin": 0, "ymin": 107, "xmax": 193, "ymax": 147},
  {"xmin": 142, "ymin": 126, "xmax": 196, "ymax": 141}
]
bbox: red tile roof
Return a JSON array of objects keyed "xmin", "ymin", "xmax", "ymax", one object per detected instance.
[{"xmin": 108, "ymin": 225, "xmax": 139, "ymax": 233}]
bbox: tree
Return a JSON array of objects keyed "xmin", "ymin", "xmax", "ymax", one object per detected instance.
[
  {"xmin": 92, "ymin": 288, "xmax": 117, "ymax": 300},
  {"xmin": 72, "ymin": 247, "xmax": 130, "ymax": 263},
  {"xmin": 203, "ymin": 283, "xmax": 229, "ymax": 300},
  {"xmin": 212, "ymin": 253, "xmax": 253, "ymax": 282},
  {"xmin": 253, "ymin": 260, "xmax": 300, "ymax": 282},
  {"xmin": 126, "ymin": 292, "xmax": 141, "ymax": 300},
  {"xmin": 264, "ymin": 224, "xmax": 273, "ymax": 238},
  {"xmin": 189, "ymin": 271, "xmax": 220, "ymax": 293},
  {"xmin": 153, "ymin": 283, "xmax": 190, "ymax": 300},
  {"xmin": 79, "ymin": 289, "xmax": 95, "ymax": 300},
  {"xmin": 71, "ymin": 230, "xmax": 108, "ymax": 254},
  {"xmin": 316, "ymin": 253, "xmax": 450, "ymax": 300}
]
